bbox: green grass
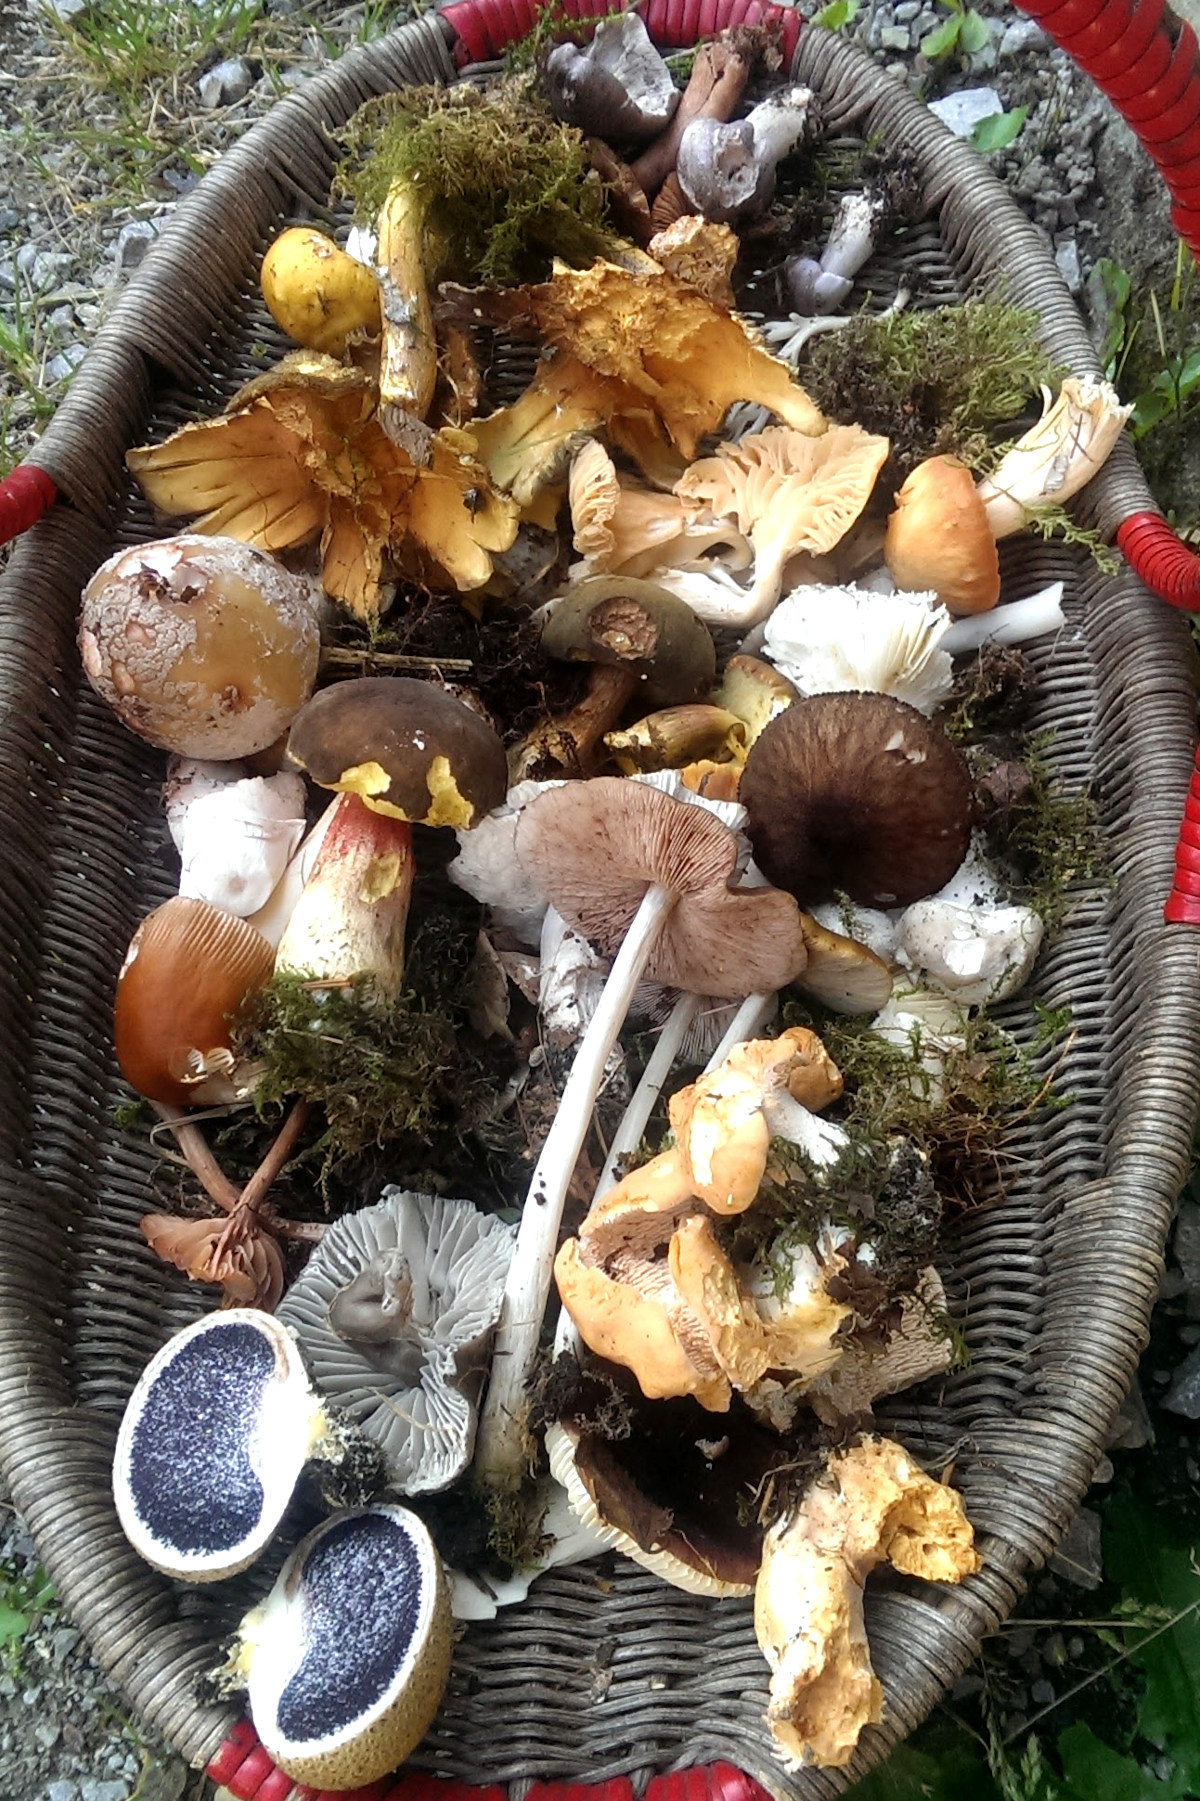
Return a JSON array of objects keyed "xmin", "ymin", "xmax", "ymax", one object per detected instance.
[{"xmin": 0, "ymin": 281, "xmax": 65, "ymax": 477}]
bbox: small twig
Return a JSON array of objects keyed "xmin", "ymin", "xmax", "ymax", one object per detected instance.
[
  {"xmin": 239, "ymin": 1097, "xmax": 310, "ymax": 1214},
  {"xmin": 321, "ymin": 645, "xmax": 473, "ymax": 675}
]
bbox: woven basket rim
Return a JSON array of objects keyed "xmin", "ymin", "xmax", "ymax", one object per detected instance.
[{"xmin": 0, "ymin": 14, "xmax": 1197, "ymax": 1799}]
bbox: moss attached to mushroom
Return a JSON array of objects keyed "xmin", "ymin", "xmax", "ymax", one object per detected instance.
[
  {"xmin": 232, "ymin": 905, "xmax": 519, "ymax": 1192},
  {"xmin": 974, "ymin": 729, "xmax": 1109, "ymax": 932},
  {"xmin": 337, "ymin": 83, "xmax": 620, "ymax": 289},
  {"xmin": 802, "ymin": 301, "xmax": 1063, "ymax": 472},
  {"xmin": 780, "ymin": 998, "xmax": 1071, "ymax": 1207}
]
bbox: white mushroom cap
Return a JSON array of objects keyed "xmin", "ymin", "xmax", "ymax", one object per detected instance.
[
  {"xmin": 277, "ymin": 1189, "xmax": 516, "ymax": 1494},
  {"xmin": 447, "ymin": 779, "xmax": 564, "ymax": 947},
  {"xmin": 169, "ymin": 768, "xmax": 307, "ymax": 915},
  {"xmin": 896, "ymin": 897, "xmax": 1043, "ymax": 1005},
  {"xmin": 761, "ymin": 583, "xmax": 954, "ymax": 716}
]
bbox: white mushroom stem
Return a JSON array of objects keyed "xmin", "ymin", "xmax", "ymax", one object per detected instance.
[
  {"xmin": 940, "ymin": 581, "xmax": 1064, "ymax": 655},
  {"xmin": 703, "ymin": 991, "xmax": 778, "ymax": 1073},
  {"xmin": 553, "ymin": 987, "xmax": 701, "ymax": 1361},
  {"xmin": 476, "ymin": 881, "xmax": 679, "ymax": 1488}
]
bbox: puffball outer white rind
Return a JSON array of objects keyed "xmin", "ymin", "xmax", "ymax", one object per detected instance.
[
  {"xmin": 242, "ymin": 1504, "xmax": 453, "ymax": 1789},
  {"xmin": 113, "ymin": 1309, "xmax": 323, "ymax": 1583}
]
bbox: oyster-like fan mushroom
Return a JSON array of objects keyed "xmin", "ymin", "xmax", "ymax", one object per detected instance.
[
  {"xmin": 675, "ymin": 425, "xmax": 891, "ymax": 627},
  {"xmin": 277, "ymin": 1189, "xmax": 516, "ymax": 1494},
  {"xmin": 569, "ymin": 439, "xmax": 749, "ymax": 578},
  {"xmin": 127, "ymin": 353, "xmax": 518, "ymax": 620},
  {"xmin": 755, "ymin": 1437, "xmax": 979, "ymax": 1770}
]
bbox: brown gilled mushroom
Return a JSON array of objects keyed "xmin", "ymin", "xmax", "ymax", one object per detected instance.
[
  {"xmin": 475, "ymin": 783, "xmax": 810, "ymax": 1488},
  {"xmin": 287, "ymin": 676, "xmax": 507, "ymax": 829},
  {"xmin": 739, "ymin": 692, "xmax": 973, "ymax": 908}
]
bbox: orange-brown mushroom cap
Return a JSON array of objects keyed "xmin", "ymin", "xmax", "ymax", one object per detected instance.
[{"xmin": 883, "ymin": 455, "xmax": 1000, "ymax": 617}]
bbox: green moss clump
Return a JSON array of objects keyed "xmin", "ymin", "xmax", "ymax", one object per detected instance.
[
  {"xmin": 231, "ymin": 912, "xmax": 508, "ymax": 1186},
  {"xmin": 803, "ymin": 301, "xmax": 1063, "ymax": 471},
  {"xmin": 976, "ymin": 730, "xmax": 1109, "ymax": 932},
  {"xmin": 781, "ymin": 998, "xmax": 1070, "ymax": 1208},
  {"xmin": 337, "ymin": 82, "xmax": 618, "ymax": 288}
]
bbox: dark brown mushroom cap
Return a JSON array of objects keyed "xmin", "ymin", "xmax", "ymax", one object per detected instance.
[
  {"xmin": 287, "ymin": 677, "xmax": 507, "ymax": 829},
  {"xmin": 541, "ymin": 576, "xmax": 716, "ymax": 709},
  {"xmin": 514, "ymin": 777, "xmax": 808, "ymax": 998},
  {"xmin": 569, "ymin": 1384, "xmax": 795, "ymax": 1588},
  {"xmin": 740, "ymin": 692, "xmax": 973, "ymax": 909}
]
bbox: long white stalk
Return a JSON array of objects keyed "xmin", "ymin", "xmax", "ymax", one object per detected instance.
[
  {"xmin": 553, "ymin": 988, "xmax": 701, "ymax": 1360},
  {"xmin": 476, "ymin": 881, "xmax": 678, "ymax": 1488},
  {"xmin": 702, "ymin": 990, "xmax": 777, "ymax": 1073}
]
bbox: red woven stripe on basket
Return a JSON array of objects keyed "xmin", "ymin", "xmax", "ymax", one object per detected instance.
[
  {"xmin": 208, "ymin": 1725, "xmax": 774, "ymax": 1801},
  {"xmin": 0, "ymin": 463, "xmax": 56, "ymax": 547},
  {"xmin": 441, "ymin": 0, "xmax": 800, "ymax": 65}
]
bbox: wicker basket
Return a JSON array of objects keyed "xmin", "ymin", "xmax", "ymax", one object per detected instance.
[{"xmin": 2, "ymin": 8, "xmax": 1200, "ymax": 1798}]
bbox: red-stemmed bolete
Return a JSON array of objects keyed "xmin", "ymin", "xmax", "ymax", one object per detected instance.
[
  {"xmin": 740, "ymin": 692, "xmax": 973, "ymax": 909},
  {"xmin": 473, "ymin": 780, "xmax": 810, "ymax": 1488},
  {"xmin": 286, "ymin": 676, "xmax": 507, "ymax": 829}
]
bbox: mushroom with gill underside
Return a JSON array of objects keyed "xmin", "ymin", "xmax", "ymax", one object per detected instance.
[
  {"xmin": 473, "ymin": 780, "xmax": 812, "ymax": 1489},
  {"xmin": 278, "ymin": 1188, "xmax": 517, "ymax": 1494}
]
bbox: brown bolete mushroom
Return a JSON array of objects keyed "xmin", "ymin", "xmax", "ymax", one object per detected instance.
[
  {"xmin": 884, "ymin": 455, "xmax": 1001, "ymax": 617},
  {"xmin": 286, "ymin": 676, "xmax": 507, "ymax": 829},
  {"xmin": 474, "ymin": 782, "xmax": 810, "ymax": 1488},
  {"xmin": 739, "ymin": 692, "xmax": 974, "ymax": 909},
  {"xmin": 79, "ymin": 535, "xmax": 320, "ymax": 760},
  {"xmin": 515, "ymin": 575, "xmax": 717, "ymax": 778}
]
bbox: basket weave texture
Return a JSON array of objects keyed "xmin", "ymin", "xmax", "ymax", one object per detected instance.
[{"xmin": 1, "ymin": 15, "xmax": 1200, "ymax": 1799}]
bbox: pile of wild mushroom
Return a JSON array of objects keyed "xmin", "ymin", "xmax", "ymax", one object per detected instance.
[{"xmin": 90, "ymin": 15, "xmax": 1130, "ymax": 1779}]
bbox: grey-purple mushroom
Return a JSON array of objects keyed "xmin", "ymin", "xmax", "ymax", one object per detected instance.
[
  {"xmin": 278, "ymin": 1189, "xmax": 516, "ymax": 1494},
  {"xmin": 542, "ymin": 14, "xmax": 679, "ymax": 144},
  {"xmin": 676, "ymin": 87, "xmax": 814, "ymax": 225}
]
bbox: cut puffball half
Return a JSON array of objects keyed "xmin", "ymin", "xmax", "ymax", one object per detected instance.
[
  {"xmin": 114, "ymin": 1310, "xmax": 334, "ymax": 1582},
  {"xmin": 232, "ymin": 1504, "xmax": 452, "ymax": 1789}
]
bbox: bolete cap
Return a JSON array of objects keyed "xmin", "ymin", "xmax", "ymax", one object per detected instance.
[
  {"xmin": 541, "ymin": 575, "xmax": 716, "ymax": 708},
  {"xmin": 740, "ymin": 692, "xmax": 973, "ymax": 909},
  {"xmin": 287, "ymin": 676, "xmax": 507, "ymax": 829},
  {"xmin": 514, "ymin": 777, "xmax": 808, "ymax": 998}
]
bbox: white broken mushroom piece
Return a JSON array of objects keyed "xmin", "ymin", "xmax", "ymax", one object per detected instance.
[
  {"xmin": 446, "ymin": 778, "xmax": 564, "ymax": 947},
  {"xmin": 277, "ymin": 1188, "xmax": 516, "ymax": 1494},
  {"xmin": 755, "ymin": 1437, "xmax": 980, "ymax": 1771},
  {"xmin": 166, "ymin": 759, "xmax": 308, "ymax": 916},
  {"xmin": 894, "ymin": 849, "xmax": 1044, "ymax": 1006},
  {"xmin": 760, "ymin": 584, "xmax": 954, "ymax": 717}
]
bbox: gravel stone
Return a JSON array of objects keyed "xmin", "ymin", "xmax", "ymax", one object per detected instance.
[
  {"xmin": 927, "ymin": 86, "xmax": 1003, "ymax": 137},
  {"xmin": 998, "ymin": 18, "xmax": 1047, "ymax": 55},
  {"xmin": 1164, "ymin": 1342, "xmax": 1200, "ymax": 1415},
  {"xmin": 44, "ymin": 344, "xmax": 88, "ymax": 382},
  {"xmin": 879, "ymin": 24, "xmax": 911, "ymax": 50},
  {"xmin": 197, "ymin": 55, "xmax": 255, "ymax": 108},
  {"xmin": 114, "ymin": 219, "xmax": 160, "ymax": 271}
]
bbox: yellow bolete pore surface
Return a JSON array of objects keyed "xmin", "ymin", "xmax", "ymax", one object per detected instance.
[
  {"xmin": 755, "ymin": 1437, "xmax": 980, "ymax": 1770},
  {"xmin": 128, "ymin": 353, "xmax": 517, "ymax": 619}
]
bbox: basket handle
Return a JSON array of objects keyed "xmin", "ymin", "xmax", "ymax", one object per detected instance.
[
  {"xmin": 0, "ymin": 463, "xmax": 57, "ymax": 547},
  {"xmin": 438, "ymin": 0, "xmax": 801, "ymax": 67},
  {"xmin": 206, "ymin": 1721, "xmax": 774, "ymax": 1801}
]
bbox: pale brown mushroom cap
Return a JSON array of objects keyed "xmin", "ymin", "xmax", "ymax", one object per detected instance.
[
  {"xmin": 884, "ymin": 455, "xmax": 1001, "ymax": 617},
  {"xmin": 796, "ymin": 912, "xmax": 894, "ymax": 1015},
  {"xmin": 514, "ymin": 777, "xmax": 808, "ymax": 998}
]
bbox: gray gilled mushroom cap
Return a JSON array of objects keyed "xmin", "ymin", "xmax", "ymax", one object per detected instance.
[{"xmin": 277, "ymin": 1189, "xmax": 517, "ymax": 1495}]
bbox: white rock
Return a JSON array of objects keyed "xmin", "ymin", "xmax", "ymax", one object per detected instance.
[{"xmin": 928, "ymin": 87, "xmax": 1003, "ymax": 139}]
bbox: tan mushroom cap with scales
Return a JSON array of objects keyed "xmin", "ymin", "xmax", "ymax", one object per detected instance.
[
  {"xmin": 287, "ymin": 676, "xmax": 507, "ymax": 829},
  {"xmin": 514, "ymin": 777, "xmax": 809, "ymax": 998}
]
